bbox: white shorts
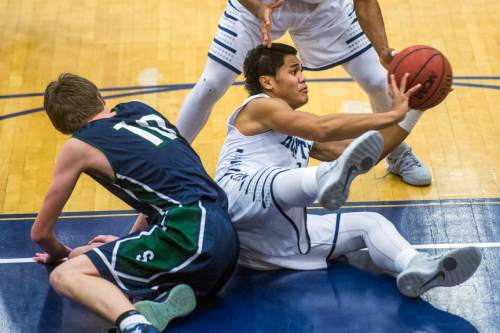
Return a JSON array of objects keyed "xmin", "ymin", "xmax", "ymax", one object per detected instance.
[
  {"xmin": 209, "ymin": 0, "xmax": 373, "ymax": 73},
  {"xmin": 219, "ymin": 167, "xmax": 339, "ymax": 270}
]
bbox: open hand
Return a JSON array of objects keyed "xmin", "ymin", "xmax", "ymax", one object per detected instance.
[
  {"xmin": 33, "ymin": 252, "xmax": 65, "ymax": 264},
  {"xmin": 389, "ymin": 73, "xmax": 421, "ymax": 118}
]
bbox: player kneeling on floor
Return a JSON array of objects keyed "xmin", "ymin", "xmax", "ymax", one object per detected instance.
[{"xmin": 31, "ymin": 74, "xmax": 238, "ymax": 333}]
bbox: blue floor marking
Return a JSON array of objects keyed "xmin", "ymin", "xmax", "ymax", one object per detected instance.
[{"xmin": 1, "ymin": 76, "xmax": 499, "ymax": 121}]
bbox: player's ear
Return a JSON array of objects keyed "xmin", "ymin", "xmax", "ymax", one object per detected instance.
[{"xmin": 259, "ymin": 75, "xmax": 274, "ymax": 91}]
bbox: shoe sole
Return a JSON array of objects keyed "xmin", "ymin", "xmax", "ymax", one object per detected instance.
[
  {"xmin": 397, "ymin": 246, "xmax": 482, "ymax": 298},
  {"xmin": 318, "ymin": 130, "xmax": 384, "ymax": 210},
  {"xmin": 387, "ymin": 167, "xmax": 432, "ymax": 186},
  {"xmin": 134, "ymin": 284, "xmax": 197, "ymax": 331}
]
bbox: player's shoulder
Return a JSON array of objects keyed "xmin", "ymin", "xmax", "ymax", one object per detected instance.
[
  {"xmin": 115, "ymin": 100, "xmax": 161, "ymax": 116},
  {"xmin": 54, "ymin": 138, "xmax": 96, "ymax": 170},
  {"xmin": 61, "ymin": 138, "xmax": 94, "ymax": 157},
  {"xmin": 246, "ymin": 96, "xmax": 290, "ymax": 114}
]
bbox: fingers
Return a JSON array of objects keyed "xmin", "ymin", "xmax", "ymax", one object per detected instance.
[
  {"xmin": 390, "ymin": 73, "xmax": 423, "ymax": 96},
  {"xmin": 270, "ymin": 0, "xmax": 284, "ymax": 9},
  {"xmin": 399, "ymin": 73, "xmax": 422, "ymax": 97},
  {"xmin": 89, "ymin": 234, "xmax": 118, "ymax": 244},
  {"xmin": 406, "ymin": 83, "xmax": 422, "ymax": 96},
  {"xmin": 260, "ymin": 29, "xmax": 271, "ymax": 47},
  {"xmin": 33, "ymin": 253, "xmax": 48, "ymax": 263},
  {"xmin": 89, "ymin": 235, "xmax": 107, "ymax": 244},
  {"xmin": 260, "ymin": 16, "xmax": 272, "ymax": 47},
  {"xmin": 389, "ymin": 74, "xmax": 398, "ymax": 93},
  {"xmin": 399, "ymin": 73, "xmax": 410, "ymax": 92},
  {"xmin": 260, "ymin": 2, "xmax": 281, "ymax": 48}
]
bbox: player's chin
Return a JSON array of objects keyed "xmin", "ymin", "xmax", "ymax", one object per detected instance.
[{"xmin": 299, "ymin": 94, "xmax": 308, "ymax": 106}]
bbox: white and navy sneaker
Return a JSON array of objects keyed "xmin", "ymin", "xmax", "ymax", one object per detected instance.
[
  {"xmin": 316, "ymin": 130, "xmax": 384, "ymax": 210},
  {"xmin": 397, "ymin": 246, "xmax": 482, "ymax": 298},
  {"xmin": 134, "ymin": 284, "xmax": 196, "ymax": 331},
  {"xmin": 386, "ymin": 144, "xmax": 432, "ymax": 186}
]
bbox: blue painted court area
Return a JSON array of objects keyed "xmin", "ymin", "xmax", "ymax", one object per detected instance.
[{"xmin": 1, "ymin": 200, "xmax": 499, "ymax": 333}]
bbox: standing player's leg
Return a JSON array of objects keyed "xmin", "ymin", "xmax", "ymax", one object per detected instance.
[
  {"xmin": 176, "ymin": 0, "xmax": 266, "ymax": 143},
  {"xmin": 176, "ymin": 59, "xmax": 237, "ymax": 143},
  {"xmin": 342, "ymin": 48, "xmax": 432, "ymax": 186}
]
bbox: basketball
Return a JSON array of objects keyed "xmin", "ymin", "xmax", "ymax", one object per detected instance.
[{"xmin": 388, "ymin": 45, "xmax": 453, "ymax": 110}]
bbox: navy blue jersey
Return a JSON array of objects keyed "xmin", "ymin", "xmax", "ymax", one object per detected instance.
[{"xmin": 73, "ymin": 101, "xmax": 227, "ymax": 217}]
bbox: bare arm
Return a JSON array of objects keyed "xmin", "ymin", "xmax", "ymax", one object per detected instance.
[
  {"xmin": 129, "ymin": 213, "xmax": 149, "ymax": 233},
  {"xmin": 310, "ymin": 140, "xmax": 351, "ymax": 161},
  {"xmin": 31, "ymin": 140, "xmax": 87, "ymax": 263},
  {"xmin": 239, "ymin": 73, "xmax": 420, "ymax": 143},
  {"xmin": 354, "ymin": 0, "xmax": 395, "ymax": 68},
  {"xmin": 241, "ymin": 98, "xmax": 403, "ymax": 142},
  {"xmin": 310, "ymin": 74, "xmax": 421, "ymax": 161},
  {"xmin": 311, "ymin": 122, "xmax": 411, "ymax": 161},
  {"xmin": 68, "ymin": 213, "xmax": 149, "ymax": 259}
]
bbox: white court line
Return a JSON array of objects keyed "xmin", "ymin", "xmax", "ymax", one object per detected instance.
[
  {"xmin": 413, "ymin": 242, "xmax": 500, "ymax": 249},
  {"xmin": 0, "ymin": 258, "xmax": 36, "ymax": 264},
  {"xmin": 1, "ymin": 242, "xmax": 499, "ymax": 264}
]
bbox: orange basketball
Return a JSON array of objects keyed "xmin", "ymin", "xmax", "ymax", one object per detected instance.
[{"xmin": 389, "ymin": 45, "xmax": 453, "ymax": 110}]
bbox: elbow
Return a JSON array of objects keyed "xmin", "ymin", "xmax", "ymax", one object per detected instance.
[
  {"xmin": 31, "ymin": 224, "xmax": 48, "ymax": 244},
  {"xmin": 31, "ymin": 231, "xmax": 44, "ymax": 244}
]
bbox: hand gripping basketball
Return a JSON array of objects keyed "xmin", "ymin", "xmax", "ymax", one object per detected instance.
[{"xmin": 388, "ymin": 45, "xmax": 453, "ymax": 110}]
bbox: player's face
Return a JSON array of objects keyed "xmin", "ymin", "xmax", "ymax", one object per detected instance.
[{"xmin": 271, "ymin": 55, "xmax": 308, "ymax": 109}]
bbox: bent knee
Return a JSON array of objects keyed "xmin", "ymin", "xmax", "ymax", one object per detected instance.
[
  {"xmin": 49, "ymin": 264, "xmax": 73, "ymax": 293},
  {"xmin": 49, "ymin": 256, "xmax": 98, "ymax": 292}
]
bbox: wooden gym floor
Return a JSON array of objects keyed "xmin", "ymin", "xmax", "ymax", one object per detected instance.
[
  {"xmin": 0, "ymin": 0, "xmax": 499, "ymax": 214},
  {"xmin": 0, "ymin": 1, "xmax": 499, "ymax": 333}
]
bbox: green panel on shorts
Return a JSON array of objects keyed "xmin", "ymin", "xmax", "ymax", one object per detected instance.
[{"xmin": 114, "ymin": 205, "xmax": 202, "ymax": 278}]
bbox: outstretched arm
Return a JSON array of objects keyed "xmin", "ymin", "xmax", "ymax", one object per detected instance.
[
  {"xmin": 31, "ymin": 140, "xmax": 86, "ymax": 264},
  {"xmin": 354, "ymin": 0, "xmax": 395, "ymax": 68},
  {"xmin": 310, "ymin": 74, "xmax": 421, "ymax": 161},
  {"xmin": 240, "ymin": 74, "xmax": 420, "ymax": 142}
]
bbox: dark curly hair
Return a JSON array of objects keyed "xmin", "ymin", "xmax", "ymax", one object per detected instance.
[{"xmin": 243, "ymin": 43, "xmax": 298, "ymax": 96}]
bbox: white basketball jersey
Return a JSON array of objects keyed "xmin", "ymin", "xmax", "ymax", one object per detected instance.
[
  {"xmin": 215, "ymin": 94, "xmax": 316, "ymax": 268},
  {"xmin": 215, "ymin": 93, "xmax": 312, "ymax": 182}
]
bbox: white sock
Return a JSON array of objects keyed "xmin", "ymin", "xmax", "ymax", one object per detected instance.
[
  {"xmin": 273, "ymin": 167, "xmax": 318, "ymax": 207},
  {"xmin": 395, "ymin": 248, "xmax": 420, "ymax": 272},
  {"xmin": 119, "ymin": 313, "xmax": 150, "ymax": 332}
]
